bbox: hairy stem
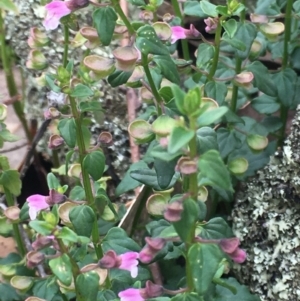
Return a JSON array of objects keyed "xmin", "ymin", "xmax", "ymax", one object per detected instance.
[
  {"xmin": 142, "ymin": 54, "xmax": 163, "ymax": 115},
  {"xmin": 0, "ymin": 12, "xmax": 31, "ymax": 142},
  {"xmin": 279, "ymin": 0, "xmax": 293, "ymax": 146},
  {"xmin": 207, "ymin": 18, "xmax": 223, "ymax": 81},
  {"xmin": 63, "ymin": 25, "xmax": 69, "ymax": 68},
  {"xmin": 69, "ymin": 96, "xmax": 102, "ymax": 259},
  {"xmin": 4, "ymin": 187, "xmax": 26, "ymax": 257},
  {"xmin": 170, "ymin": 0, "xmax": 190, "ymax": 61},
  {"xmin": 230, "ymin": 0, "xmax": 246, "ymax": 112}
]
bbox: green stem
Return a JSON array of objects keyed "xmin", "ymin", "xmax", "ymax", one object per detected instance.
[
  {"xmin": 4, "ymin": 187, "xmax": 26, "ymax": 257},
  {"xmin": 279, "ymin": 0, "xmax": 293, "ymax": 146},
  {"xmin": 142, "ymin": 54, "xmax": 163, "ymax": 116},
  {"xmin": 207, "ymin": 19, "xmax": 223, "ymax": 81},
  {"xmin": 63, "ymin": 25, "xmax": 69, "ymax": 68},
  {"xmin": 170, "ymin": 0, "xmax": 190, "ymax": 61},
  {"xmin": 112, "ymin": 0, "xmax": 135, "ymax": 35},
  {"xmin": 0, "ymin": 12, "xmax": 32, "ymax": 142},
  {"xmin": 230, "ymin": 2, "xmax": 245, "ymax": 112},
  {"xmin": 57, "ymin": 239, "xmax": 84, "ymax": 301},
  {"xmin": 69, "ymin": 96, "xmax": 102, "ymax": 259}
]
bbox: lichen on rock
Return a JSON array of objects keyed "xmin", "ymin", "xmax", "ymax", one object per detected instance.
[{"xmin": 232, "ymin": 106, "xmax": 300, "ymax": 301}]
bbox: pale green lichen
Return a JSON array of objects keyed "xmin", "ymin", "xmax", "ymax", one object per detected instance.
[{"xmin": 232, "ymin": 107, "xmax": 300, "ymax": 301}]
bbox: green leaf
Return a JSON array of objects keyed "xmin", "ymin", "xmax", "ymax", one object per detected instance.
[
  {"xmin": 130, "ymin": 168, "xmax": 179, "ymax": 191},
  {"xmin": 69, "ymin": 186, "xmax": 86, "ymax": 201},
  {"xmin": 0, "ymin": 0, "xmax": 18, "ymax": 14},
  {"xmin": 204, "ymin": 81, "xmax": 227, "ymax": 105},
  {"xmin": 58, "ymin": 118, "xmax": 77, "ymax": 148},
  {"xmin": 116, "ymin": 161, "xmax": 148, "ymax": 196},
  {"xmin": 173, "ymin": 198, "xmax": 199, "ymax": 242},
  {"xmin": 127, "ymin": 0, "xmax": 146, "ymax": 5},
  {"xmin": 168, "ymin": 127, "xmax": 195, "ymax": 154},
  {"xmin": 69, "ymin": 206, "xmax": 96, "ymax": 237},
  {"xmin": 198, "ymin": 217, "xmax": 234, "ymax": 239},
  {"xmin": 102, "ymin": 228, "xmax": 141, "ymax": 254},
  {"xmin": 154, "ymin": 158, "xmax": 177, "ymax": 190},
  {"xmin": 171, "ymin": 84, "xmax": 186, "ymax": 115},
  {"xmin": 65, "ymin": 150, "xmax": 75, "ymax": 175},
  {"xmin": 214, "ymin": 277, "xmax": 261, "ymax": 301},
  {"xmin": 217, "ymin": 128, "xmax": 242, "ymax": 158},
  {"xmin": 188, "ymin": 243, "xmax": 224, "ymax": 295},
  {"xmin": 76, "ymin": 272, "xmax": 100, "ymax": 301},
  {"xmin": 196, "ymin": 44, "xmax": 215, "ymax": 68},
  {"xmin": 49, "ymin": 254, "xmax": 73, "ymax": 286},
  {"xmin": 252, "ymin": 94, "xmax": 280, "ymax": 114},
  {"xmin": 0, "ymin": 170, "xmax": 21, "ymax": 196},
  {"xmin": 93, "ymin": 7, "xmax": 118, "ymax": 46},
  {"xmin": 0, "ymin": 283, "xmax": 20, "ymax": 301},
  {"xmin": 222, "ymin": 35, "xmax": 246, "ymax": 51},
  {"xmin": 153, "ymin": 55, "xmax": 180, "ymax": 84},
  {"xmin": 223, "ymin": 19, "xmax": 237, "ymax": 38},
  {"xmin": 246, "ymin": 61, "xmax": 277, "ymax": 97},
  {"xmin": 0, "ymin": 156, "xmax": 10, "ymax": 170},
  {"xmin": 83, "ymin": 150, "xmax": 105, "ymax": 181},
  {"xmin": 216, "ymin": 5, "xmax": 231, "ymax": 17},
  {"xmin": 66, "ymin": 59, "xmax": 74, "ymax": 74},
  {"xmin": 234, "ymin": 22, "xmax": 257, "ymax": 59},
  {"xmin": 45, "ymin": 74, "xmax": 61, "ymax": 93},
  {"xmin": 32, "ymin": 277, "xmax": 59, "ymax": 301},
  {"xmin": 47, "ymin": 173, "xmax": 60, "ymax": 190},
  {"xmin": 136, "ymin": 25, "xmax": 169, "ymax": 56},
  {"xmin": 57, "ymin": 227, "xmax": 79, "ymax": 242},
  {"xmin": 273, "ymin": 68, "xmax": 297, "ymax": 107},
  {"xmin": 108, "ymin": 69, "xmax": 133, "ymax": 87},
  {"xmin": 70, "ymin": 84, "xmax": 94, "ymax": 98},
  {"xmin": 29, "ymin": 220, "xmax": 54, "ymax": 235},
  {"xmin": 198, "ymin": 150, "xmax": 233, "ymax": 191},
  {"xmin": 200, "ymin": 0, "xmax": 218, "ymax": 17},
  {"xmin": 197, "ymin": 107, "xmax": 228, "ymax": 127},
  {"xmin": 171, "ymin": 293, "xmax": 200, "ymax": 301},
  {"xmin": 0, "ymin": 130, "xmax": 19, "ymax": 142},
  {"xmin": 196, "ymin": 127, "xmax": 218, "ymax": 154},
  {"xmin": 184, "ymin": 1, "xmax": 206, "ymax": 17},
  {"xmin": 261, "ymin": 116, "xmax": 282, "ymax": 133}
]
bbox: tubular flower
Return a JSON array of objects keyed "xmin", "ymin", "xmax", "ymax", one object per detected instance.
[
  {"xmin": 99, "ymin": 250, "xmax": 140, "ymax": 278},
  {"xmin": 219, "ymin": 237, "xmax": 247, "ymax": 263},
  {"xmin": 170, "ymin": 24, "xmax": 201, "ymax": 44},
  {"xmin": 139, "ymin": 237, "xmax": 166, "ymax": 264},
  {"xmin": 43, "ymin": 1, "xmax": 71, "ymax": 30}
]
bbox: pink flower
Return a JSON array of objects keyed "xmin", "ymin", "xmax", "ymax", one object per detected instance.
[
  {"xmin": 43, "ymin": 1, "xmax": 71, "ymax": 31},
  {"xmin": 99, "ymin": 250, "xmax": 139, "ymax": 278},
  {"xmin": 170, "ymin": 24, "xmax": 201, "ymax": 44},
  {"xmin": 219, "ymin": 237, "xmax": 247, "ymax": 263},
  {"xmin": 26, "ymin": 190, "xmax": 66, "ymax": 220},
  {"xmin": 139, "ymin": 237, "xmax": 166, "ymax": 264},
  {"xmin": 119, "ymin": 288, "xmax": 144, "ymax": 301},
  {"xmin": 27, "ymin": 194, "xmax": 50, "ymax": 220},
  {"xmin": 119, "ymin": 252, "xmax": 139, "ymax": 278},
  {"xmin": 119, "ymin": 281, "xmax": 163, "ymax": 301}
]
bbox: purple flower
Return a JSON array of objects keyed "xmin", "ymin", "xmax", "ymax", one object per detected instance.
[
  {"xmin": 170, "ymin": 24, "xmax": 201, "ymax": 44},
  {"xmin": 119, "ymin": 288, "xmax": 144, "ymax": 301},
  {"xmin": 119, "ymin": 281, "xmax": 163, "ymax": 301},
  {"xmin": 27, "ymin": 194, "xmax": 50, "ymax": 220},
  {"xmin": 219, "ymin": 237, "xmax": 247, "ymax": 263},
  {"xmin": 26, "ymin": 190, "xmax": 66, "ymax": 220},
  {"xmin": 204, "ymin": 17, "xmax": 218, "ymax": 34},
  {"xmin": 99, "ymin": 250, "xmax": 139, "ymax": 278},
  {"xmin": 139, "ymin": 237, "xmax": 166, "ymax": 264},
  {"xmin": 43, "ymin": 1, "xmax": 72, "ymax": 30}
]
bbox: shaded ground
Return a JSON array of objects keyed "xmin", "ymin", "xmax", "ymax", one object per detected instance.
[{"xmin": 0, "ymin": 68, "xmax": 26, "ymax": 257}]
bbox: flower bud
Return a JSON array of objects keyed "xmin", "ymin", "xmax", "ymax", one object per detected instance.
[
  {"xmin": 98, "ymin": 250, "xmax": 121, "ymax": 269},
  {"xmin": 204, "ymin": 17, "xmax": 218, "ymax": 34},
  {"xmin": 65, "ymin": 0, "xmax": 89, "ymax": 10},
  {"xmin": 48, "ymin": 134, "xmax": 65, "ymax": 149},
  {"xmin": 139, "ymin": 237, "xmax": 166, "ymax": 264},
  {"xmin": 26, "ymin": 251, "xmax": 45, "ymax": 269},
  {"xmin": 26, "ymin": 50, "xmax": 48, "ymax": 70},
  {"xmin": 27, "ymin": 27, "xmax": 49, "ymax": 48},
  {"xmin": 32, "ymin": 235, "xmax": 55, "ymax": 251},
  {"xmin": 46, "ymin": 189, "xmax": 66, "ymax": 206},
  {"xmin": 219, "ymin": 237, "xmax": 247, "ymax": 263},
  {"xmin": 140, "ymin": 281, "xmax": 163, "ymax": 299},
  {"xmin": 163, "ymin": 201, "xmax": 183, "ymax": 222}
]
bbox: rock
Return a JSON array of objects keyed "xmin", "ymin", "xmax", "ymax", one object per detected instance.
[{"xmin": 232, "ymin": 106, "xmax": 300, "ymax": 301}]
